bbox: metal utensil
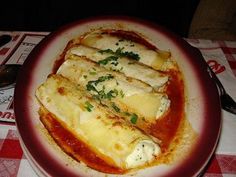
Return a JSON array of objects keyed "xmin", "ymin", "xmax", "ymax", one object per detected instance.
[
  {"xmin": 0, "ymin": 64, "xmax": 21, "ymax": 91},
  {"xmin": 207, "ymin": 66, "xmax": 236, "ymax": 115}
]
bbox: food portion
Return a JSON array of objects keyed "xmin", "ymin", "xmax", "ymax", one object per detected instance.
[
  {"xmin": 80, "ymin": 30, "xmax": 175, "ymax": 71},
  {"xmin": 36, "ymin": 75, "xmax": 160, "ymax": 173},
  {"xmin": 57, "ymin": 57, "xmax": 170, "ymax": 123},
  {"xmin": 67, "ymin": 45, "xmax": 169, "ymax": 90},
  {"xmin": 36, "ymin": 28, "xmax": 196, "ymax": 174}
]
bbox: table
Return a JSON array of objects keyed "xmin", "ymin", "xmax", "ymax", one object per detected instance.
[{"xmin": 0, "ymin": 31, "xmax": 236, "ymax": 177}]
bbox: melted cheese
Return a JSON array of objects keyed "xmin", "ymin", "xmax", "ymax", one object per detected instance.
[
  {"xmin": 36, "ymin": 75, "xmax": 161, "ymax": 169},
  {"xmin": 122, "ymin": 93, "xmax": 170, "ymax": 122},
  {"xmin": 67, "ymin": 45, "xmax": 169, "ymax": 89},
  {"xmin": 81, "ymin": 31, "xmax": 175, "ymax": 71},
  {"xmin": 57, "ymin": 57, "xmax": 170, "ymax": 122}
]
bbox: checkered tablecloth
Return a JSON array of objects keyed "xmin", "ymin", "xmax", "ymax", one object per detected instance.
[{"xmin": 0, "ymin": 32, "xmax": 236, "ymax": 177}]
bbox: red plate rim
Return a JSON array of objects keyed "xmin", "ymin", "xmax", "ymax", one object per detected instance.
[{"xmin": 14, "ymin": 16, "xmax": 221, "ymax": 177}]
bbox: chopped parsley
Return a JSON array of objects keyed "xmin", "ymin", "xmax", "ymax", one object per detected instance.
[
  {"xmin": 98, "ymin": 56, "xmax": 119, "ymax": 66},
  {"xmin": 84, "ymin": 101, "xmax": 94, "ymax": 112},
  {"xmin": 106, "ymin": 89, "xmax": 118, "ymax": 100},
  {"xmin": 86, "ymin": 74, "xmax": 119, "ymax": 101},
  {"xmin": 119, "ymin": 90, "xmax": 125, "ymax": 98},
  {"xmin": 111, "ymin": 102, "xmax": 120, "ymax": 112},
  {"xmin": 123, "ymin": 112, "xmax": 131, "ymax": 116},
  {"xmin": 89, "ymin": 71, "xmax": 97, "ymax": 75},
  {"xmin": 86, "ymin": 74, "xmax": 114, "ymax": 91},
  {"xmin": 116, "ymin": 39, "xmax": 136, "ymax": 47},
  {"xmin": 98, "ymin": 49, "xmax": 114, "ymax": 55},
  {"xmin": 86, "ymin": 75, "xmax": 114, "ymax": 93},
  {"xmin": 128, "ymin": 62, "xmax": 135, "ymax": 65},
  {"xmin": 130, "ymin": 113, "xmax": 138, "ymax": 124},
  {"xmin": 98, "ymin": 47, "xmax": 140, "ymax": 61},
  {"xmin": 86, "ymin": 82, "xmax": 97, "ymax": 92},
  {"xmin": 119, "ymin": 50, "xmax": 140, "ymax": 61},
  {"xmin": 87, "ymin": 68, "xmax": 97, "ymax": 75},
  {"xmin": 95, "ymin": 88, "xmax": 118, "ymax": 101}
]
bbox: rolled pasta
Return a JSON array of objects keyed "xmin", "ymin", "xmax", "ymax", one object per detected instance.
[
  {"xmin": 80, "ymin": 30, "xmax": 175, "ymax": 71},
  {"xmin": 57, "ymin": 57, "xmax": 170, "ymax": 123},
  {"xmin": 35, "ymin": 75, "xmax": 161, "ymax": 171},
  {"xmin": 67, "ymin": 45, "xmax": 169, "ymax": 90}
]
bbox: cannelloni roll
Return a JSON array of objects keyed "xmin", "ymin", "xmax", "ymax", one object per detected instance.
[
  {"xmin": 35, "ymin": 75, "xmax": 161, "ymax": 171},
  {"xmin": 57, "ymin": 57, "xmax": 170, "ymax": 123},
  {"xmin": 80, "ymin": 30, "xmax": 176, "ymax": 71},
  {"xmin": 67, "ymin": 45, "xmax": 169, "ymax": 90}
]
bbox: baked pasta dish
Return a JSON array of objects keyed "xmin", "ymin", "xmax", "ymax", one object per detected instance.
[{"xmin": 35, "ymin": 29, "xmax": 197, "ymax": 174}]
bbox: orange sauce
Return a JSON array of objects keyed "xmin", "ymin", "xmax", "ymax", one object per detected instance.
[{"xmin": 150, "ymin": 71, "xmax": 184, "ymax": 150}]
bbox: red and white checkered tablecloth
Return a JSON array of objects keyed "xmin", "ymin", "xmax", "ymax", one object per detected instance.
[{"xmin": 0, "ymin": 32, "xmax": 236, "ymax": 177}]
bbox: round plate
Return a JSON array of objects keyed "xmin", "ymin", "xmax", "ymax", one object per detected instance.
[{"xmin": 14, "ymin": 16, "xmax": 221, "ymax": 177}]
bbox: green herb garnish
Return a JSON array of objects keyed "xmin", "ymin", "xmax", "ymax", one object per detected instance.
[
  {"xmin": 115, "ymin": 47, "xmax": 140, "ymax": 60},
  {"xmin": 84, "ymin": 101, "xmax": 94, "ymax": 112},
  {"xmin": 124, "ymin": 112, "xmax": 131, "ymax": 116},
  {"xmin": 86, "ymin": 82, "xmax": 97, "ymax": 92},
  {"xmin": 120, "ymin": 50, "xmax": 140, "ymax": 60},
  {"xmin": 105, "ymin": 89, "xmax": 118, "ymax": 100},
  {"xmin": 98, "ymin": 47, "xmax": 140, "ymax": 61},
  {"xmin": 86, "ymin": 74, "xmax": 119, "ymax": 101},
  {"xmin": 98, "ymin": 49, "xmax": 114, "ymax": 55},
  {"xmin": 86, "ymin": 74, "xmax": 114, "ymax": 91},
  {"xmin": 130, "ymin": 113, "xmax": 138, "ymax": 124},
  {"xmin": 120, "ymin": 90, "xmax": 125, "ymax": 98},
  {"xmin": 89, "ymin": 71, "xmax": 97, "ymax": 75},
  {"xmin": 111, "ymin": 102, "xmax": 120, "ymax": 112},
  {"xmin": 98, "ymin": 56, "xmax": 119, "ymax": 66}
]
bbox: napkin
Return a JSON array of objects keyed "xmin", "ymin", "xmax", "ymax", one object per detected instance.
[{"xmin": 186, "ymin": 39, "xmax": 236, "ymax": 155}]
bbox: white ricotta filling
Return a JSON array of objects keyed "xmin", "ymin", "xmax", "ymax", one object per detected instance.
[{"xmin": 126, "ymin": 140, "xmax": 161, "ymax": 168}]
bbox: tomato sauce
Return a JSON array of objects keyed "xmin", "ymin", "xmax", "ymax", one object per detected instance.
[
  {"xmin": 52, "ymin": 41, "xmax": 76, "ymax": 73},
  {"xmin": 150, "ymin": 71, "xmax": 185, "ymax": 150}
]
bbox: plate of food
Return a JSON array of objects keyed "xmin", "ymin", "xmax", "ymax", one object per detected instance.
[{"xmin": 14, "ymin": 16, "xmax": 221, "ymax": 177}]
